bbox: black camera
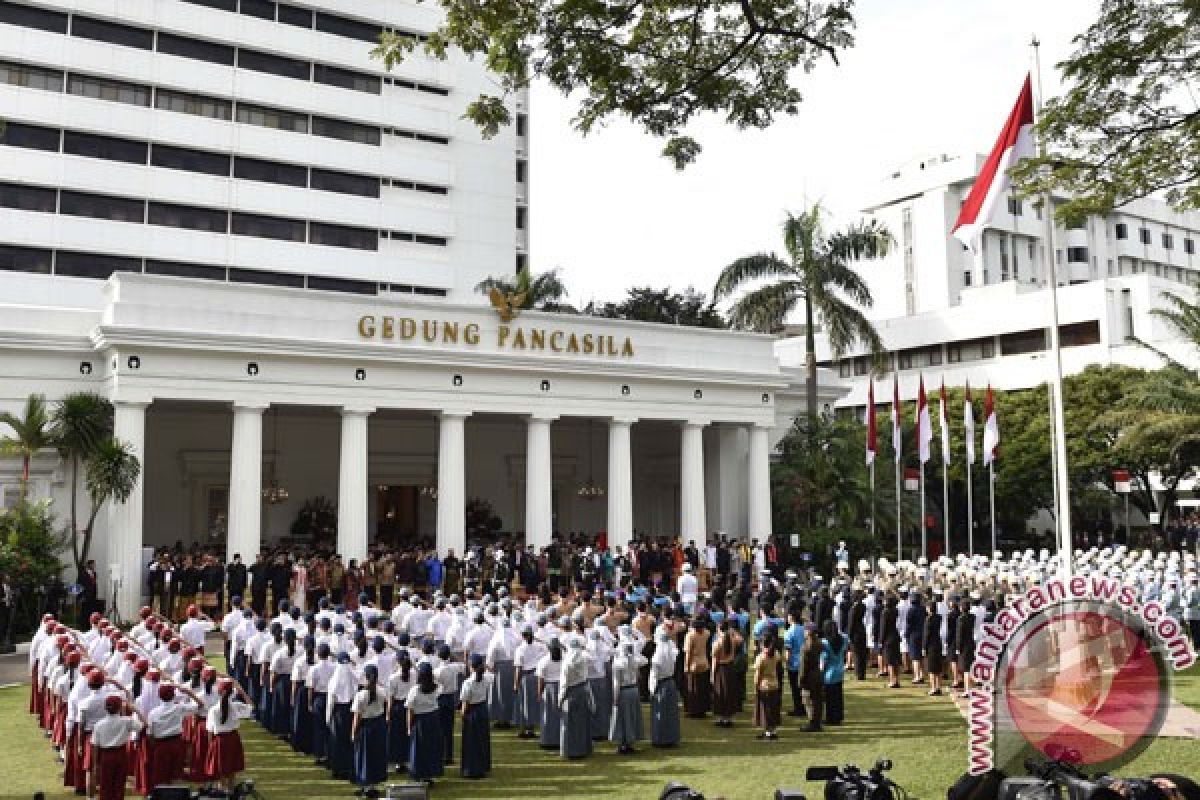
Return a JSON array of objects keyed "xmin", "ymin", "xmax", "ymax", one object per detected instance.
[
  {"xmin": 999, "ymin": 760, "xmax": 1127, "ymax": 800},
  {"xmin": 807, "ymin": 760, "xmax": 896, "ymax": 800}
]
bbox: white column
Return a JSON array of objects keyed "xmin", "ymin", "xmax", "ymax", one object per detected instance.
[
  {"xmin": 227, "ymin": 403, "xmax": 266, "ymax": 564},
  {"xmin": 717, "ymin": 425, "xmax": 748, "ymax": 537},
  {"xmin": 747, "ymin": 423, "xmax": 772, "ymax": 540},
  {"xmin": 337, "ymin": 407, "xmax": 374, "ymax": 562},
  {"xmin": 680, "ymin": 421, "xmax": 707, "ymax": 542},
  {"xmin": 107, "ymin": 401, "xmax": 147, "ymax": 620},
  {"xmin": 436, "ymin": 412, "xmax": 469, "ymax": 555},
  {"xmin": 606, "ymin": 417, "xmax": 635, "ymax": 550},
  {"xmin": 525, "ymin": 414, "xmax": 556, "ymax": 550}
]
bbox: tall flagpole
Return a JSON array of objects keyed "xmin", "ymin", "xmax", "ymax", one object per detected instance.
[
  {"xmin": 942, "ymin": 449, "xmax": 950, "ymax": 559},
  {"xmin": 1033, "ymin": 37, "xmax": 1075, "ymax": 577},
  {"xmin": 967, "ymin": 457, "xmax": 974, "ymax": 558},
  {"xmin": 989, "ymin": 462, "xmax": 997, "ymax": 556},
  {"xmin": 895, "ymin": 457, "xmax": 902, "ymax": 561},
  {"xmin": 920, "ymin": 465, "xmax": 927, "ymax": 559},
  {"xmin": 870, "ymin": 460, "xmax": 876, "ymax": 539}
]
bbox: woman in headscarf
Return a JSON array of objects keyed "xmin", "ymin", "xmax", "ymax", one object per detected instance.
[
  {"xmin": 711, "ymin": 618, "xmax": 742, "ymax": 728},
  {"xmin": 485, "ymin": 617, "xmax": 516, "ymax": 729},
  {"xmin": 535, "ymin": 636, "xmax": 564, "ymax": 750},
  {"xmin": 609, "ymin": 639, "xmax": 646, "ymax": 754},
  {"xmin": 513, "ymin": 625, "xmax": 545, "ymax": 739},
  {"xmin": 458, "ymin": 653, "xmax": 493, "ymax": 778},
  {"xmin": 558, "ymin": 637, "xmax": 593, "ymax": 759},
  {"xmin": 649, "ymin": 629, "xmax": 680, "ymax": 747},
  {"xmin": 585, "ymin": 627, "xmax": 613, "ymax": 740},
  {"xmin": 405, "ymin": 662, "xmax": 444, "ymax": 786},
  {"xmin": 682, "ymin": 616, "xmax": 711, "ymax": 718}
]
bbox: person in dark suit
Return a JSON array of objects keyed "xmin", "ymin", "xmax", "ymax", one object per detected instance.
[
  {"xmin": 79, "ymin": 560, "xmax": 100, "ymax": 620},
  {"xmin": 881, "ymin": 594, "xmax": 901, "ymax": 689},
  {"xmin": 955, "ymin": 599, "xmax": 976, "ymax": 699},
  {"xmin": 814, "ymin": 588, "xmax": 834, "ymax": 630},
  {"xmin": 923, "ymin": 600, "xmax": 944, "ymax": 696},
  {"xmin": 848, "ymin": 590, "xmax": 868, "ymax": 681},
  {"xmin": 904, "ymin": 592, "xmax": 927, "ymax": 684},
  {"xmin": 249, "ymin": 553, "xmax": 269, "ymax": 614},
  {"xmin": 267, "ymin": 554, "xmax": 290, "ymax": 615},
  {"xmin": 226, "ymin": 554, "xmax": 247, "ymax": 612}
]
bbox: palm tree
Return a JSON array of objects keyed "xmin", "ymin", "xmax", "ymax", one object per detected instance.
[
  {"xmin": 475, "ymin": 267, "xmax": 572, "ymax": 312},
  {"xmin": 52, "ymin": 393, "xmax": 114, "ymax": 568},
  {"xmin": 79, "ymin": 437, "xmax": 141, "ymax": 569},
  {"xmin": 712, "ymin": 205, "xmax": 893, "ymax": 426},
  {"xmin": 0, "ymin": 394, "xmax": 54, "ymax": 504}
]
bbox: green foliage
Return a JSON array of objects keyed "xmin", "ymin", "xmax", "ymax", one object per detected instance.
[
  {"xmin": 50, "ymin": 392, "xmax": 113, "ymax": 569},
  {"xmin": 476, "ymin": 267, "xmax": 574, "ymax": 312},
  {"xmin": 0, "ymin": 501, "xmax": 65, "ymax": 592},
  {"xmin": 0, "ymin": 393, "xmax": 54, "ymax": 503},
  {"xmin": 372, "ymin": 0, "xmax": 859, "ymax": 167},
  {"xmin": 587, "ymin": 286, "xmax": 726, "ymax": 327},
  {"xmin": 1012, "ymin": 0, "xmax": 1200, "ymax": 223}
]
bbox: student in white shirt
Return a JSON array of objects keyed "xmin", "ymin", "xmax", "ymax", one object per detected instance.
[
  {"xmin": 458, "ymin": 653, "xmax": 493, "ymax": 779},
  {"xmin": 405, "ymin": 662, "xmax": 444, "ymax": 785},
  {"xmin": 326, "ymin": 652, "xmax": 360, "ymax": 781},
  {"xmin": 485, "ymin": 619, "xmax": 516, "ymax": 729},
  {"xmin": 386, "ymin": 651, "xmax": 416, "ymax": 772},
  {"xmin": 142, "ymin": 683, "xmax": 200, "ymax": 792},
  {"xmin": 535, "ymin": 637, "xmax": 564, "ymax": 750},
  {"xmin": 265, "ymin": 627, "xmax": 297, "ymax": 736},
  {"xmin": 205, "ymin": 679, "xmax": 255, "ymax": 791},
  {"xmin": 513, "ymin": 626, "xmax": 546, "ymax": 738},
  {"xmin": 433, "ymin": 644, "xmax": 463, "ymax": 766},
  {"xmin": 180, "ymin": 605, "xmax": 215, "ymax": 649},
  {"xmin": 290, "ymin": 635, "xmax": 316, "ymax": 754},
  {"xmin": 351, "ymin": 664, "xmax": 388, "ymax": 794},
  {"xmin": 91, "ymin": 693, "xmax": 146, "ymax": 800}
]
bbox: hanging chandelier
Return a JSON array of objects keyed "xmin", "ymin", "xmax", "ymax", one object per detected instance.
[
  {"xmin": 577, "ymin": 419, "xmax": 605, "ymax": 499},
  {"xmin": 419, "ymin": 483, "xmax": 438, "ymax": 501},
  {"xmin": 261, "ymin": 406, "xmax": 289, "ymax": 504}
]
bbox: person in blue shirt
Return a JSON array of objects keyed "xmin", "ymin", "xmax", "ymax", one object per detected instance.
[
  {"xmin": 425, "ymin": 553, "xmax": 444, "ymax": 590},
  {"xmin": 752, "ymin": 608, "xmax": 786, "ymax": 650},
  {"xmin": 782, "ymin": 611, "xmax": 807, "ymax": 718},
  {"xmin": 820, "ymin": 619, "xmax": 848, "ymax": 725}
]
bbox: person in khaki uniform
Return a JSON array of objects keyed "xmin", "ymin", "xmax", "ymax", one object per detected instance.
[{"xmin": 378, "ymin": 556, "xmax": 396, "ymax": 610}]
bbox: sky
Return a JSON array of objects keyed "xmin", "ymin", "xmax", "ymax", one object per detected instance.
[{"xmin": 526, "ymin": 0, "xmax": 1099, "ymax": 309}]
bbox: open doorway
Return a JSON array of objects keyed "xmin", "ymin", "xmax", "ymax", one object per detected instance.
[{"xmin": 376, "ymin": 485, "xmax": 420, "ymax": 547}]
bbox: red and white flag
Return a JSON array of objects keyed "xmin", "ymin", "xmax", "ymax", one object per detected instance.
[
  {"xmin": 952, "ymin": 75, "xmax": 1035, "ymax": 247},
  {"xmin": 916, "ymin": 375, "xmax": 932, "ymax": 465},
  {"xmin": 891, "ymin": 374, "xmax": 902, "ymax": 464},
  {"xmin": 939, "ymin": 379, "xmax": 951, "ymax": 464},
  {"xmin": 983, "ymin": 384, "xmax": 1000, "ymax": 466},
  {"xmin": 964, "ymin": 381, "xmax": 976, "ymax": 465},
  {"xmin": 866, "ymin": 381, "xmax": 877, "ymax": 467}
]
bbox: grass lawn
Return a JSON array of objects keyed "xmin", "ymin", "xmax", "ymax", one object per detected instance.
[{"xmin": 3, "ymin": 664, "xmax": 1196, "ymax": 800}]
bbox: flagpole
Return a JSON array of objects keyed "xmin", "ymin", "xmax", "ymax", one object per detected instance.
[
  {"xmin": 895, "ymin": 458, "xmax": 902, "ymax": 562},
  {"xmin": 942, "ymin": 450, "xmax": 950, "ymax": 559},
  {"xmin": 1033, "ymin": 37, "xmax": 1075, "ymax": 577},
  {"xmin": 989, "ymin": 461, "xmax": 997, "ymax": 556},
  {"xmin": 869, "ymin": 460, "xmax": 876, "ymax": 539},
  {"xmin": 919, "ymin": 465, "xmax": 927, "ymax": 559},
  {"xmin": 967, "ymin": 456, "xmax": 974, "ymax": 558}
]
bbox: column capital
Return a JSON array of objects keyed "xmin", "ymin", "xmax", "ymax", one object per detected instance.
[
  {"xmin": 341, "ymin": 405, "xmax": 376, "ymax": 417},
  {"xmin": 231, "ymin": 401, "xmax": 269, "ymax": 413},
  {"xmin": 438, "ymin": 410, "xmax": 472, "ymax": 421},
  {"xmin": 112, "ymin": 400, "xmax": 150, "ymax": 411},
  {"xmin": 526, "ymin": 413, "xmax": 558, "ymax": 423},
  {"xmin": 609, "ymin": 416, "xmax": 638, "ymax": 427},
  {"xmin": 681, "ymin": 418, "xmax": 710, "ymax": 429}
]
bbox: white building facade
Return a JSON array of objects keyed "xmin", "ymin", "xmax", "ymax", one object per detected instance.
[{"xmin": 781, "ymin": 153, "xmax": 1200, "ymax": 411}]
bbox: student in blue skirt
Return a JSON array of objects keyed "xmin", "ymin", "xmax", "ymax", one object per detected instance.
[
  {"xmin": 290, "ymin": 635, "xmax": 315, "ymax": 753},
  {"xmin": 458, "ymin": 653, "xmax": 493, "ymax": 778},
  {"xmin": 405, "ymin": 662, "xmax": 444, "ymax": 786},
  {"xmin": 386, "ymin": 650, "xmax": 415, "ymax": 773},
  {"xmin": 352, "ymin": 664, "xmax": 387, "ymax": 797}
]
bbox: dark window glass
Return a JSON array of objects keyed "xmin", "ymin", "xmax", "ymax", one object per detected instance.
[
  {"xmin": 1066, "ymin": 246, "xmax": 1089, "ymax": 263},
  {"xmin": 0, "ymin": 243, "xmax": 52, "ymax": 273},
  {"xmin": 1140, "ymin": 227, "xmax": 1152, "ymax": 245},
  {"xmin": 1163, "ymin": 233, "xmax": 1174, "ymax": 249},
  {"xmin": 151, "ymin": 144, "xmax": 230, "ymax": 177},
  {"xmin": 0, "ymin": 182, "xmax": 56, "ymax": 212},
  {"xmin": 412, "ymin": 286, "xmax": 447, "ymax": 297},
  {"xmin": 56, "ymin": 250, "xmax": 141, "ymax": 278},
  {"xmin": 0, "ymin": 1, "xmax": 67, "ymax": 33},
  {"xmin": 0, "ymin": 60, "xmax": 64, "ymax": 91},
  {"xmin": 148, "ymin": 201, "xmax": 228, "ymax": 232},
  {"xmin": 231, "ymin": 212, "xmax": 305, "ymax": 241},
  {"xmin": 278, "ymin": 4, "xmax": 313, "ymax": 27},
  {"xmin": 156, "ymin": 32, "xmax": 235, "ymax": 66},
  {"xmin": 1115, "ymin": 223, "xmax": 1128, "ymax": 240},
  {"xmin": 236, "ymin": 103, "xmax": 308, "ymax": 133},
  {"xmin": 309, "ymin": 222, "xmax": 377, "ymax": 250},
  {"xmin": 516, "ymin": 114, "xmax": 527, "ymax": 136},
  {"xmin": 516, "ymin": 207, "xmax": 526, "ymax": 230},
  {"xmin": 180, "ymin": 0, "xmax": 238, "ymax": 10},
  {"xmin": 516, "ymin": 160, "xmax": 527, "ymax": 182},
  {"xmin": 314, "ymin": 64, "xmax": 380, "ymax": 94},
  {"xmin": 999, "ymin": 329, "xmax": 1046, "ymax": 356},
  {"xmin": 314, "ymin": 12, "xmax": 380, "ymax": 43},
  {"xmin": 67, "ymin": 74, "xmax": 151, "ymax": 106},
  {"xmin": 414, "ymin": 234, "xmax": 447, "ymax": 246},
  {"xmin": 310, "ymin": 168, "xmax": 379, "ymax": 197},
  {"xmin": 416, "ymin": 133, "xmax": 449, "ymax": 145},
  {"xmin": 312, "ymin": 116, "xmax": 379, "ymax": 145},
  {"xmin": 60, "ymin": 190, "xmax": 144, "ymax": 222},
  {"xmin": 146, "ymin": 259, "xmax": 227, "ymax": 280},
  {"xmin": 307, "ymin": 275, "xmax": 375, "ymax": 295},
  {"xmin": 1186, "ymin": 239, "xmax": 1195, "ymax": 255},
  {"xmin": 0, "ymin": 121, "xmax": 60, "ymax": 151},
  {"xmin": 63, "ymin": 130, "xmax": 147, "ymax": 164},
  {"xmin": 155, "ymin": 88, "xmax": 233, "ymax": 120},
  {"xmin": 413, "ymin": 183, "xmax": 448, "ymax": 195},
  {"xmin": 234, "ymin": 156, "xmax": 306, "ymax": 187},
  {"xmin": 239, "ymin": 0, "xmax": 275, "ymax": 20},
  {"xmin": 1060, "ymin": 320, "xmax": 1101, "ymax": 348},
  {"xmin": 237, "ymin": 48, "xmax": 309, "ymax": 80},
  {"xmin": 229, "ymin": 267, "xmax": 303, "ymax": 287},
  {"xmin": 417, "ymin": 84, "xmax": 449, "ymax": 96},
  {"xmin": 71, "ymin": 15, "xmax": 153, "ymax": 50}
]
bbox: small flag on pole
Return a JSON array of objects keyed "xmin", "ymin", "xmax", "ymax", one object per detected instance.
[
  {"xmin": 964, "ymin": 381, "xmax": 976, "ymax": 465},
  {"xmin": 983, "ymin": 384, "xmax": 1000, "ymax": 466},
  {"xmin": 952, "ymin": 75, "xmax": 1035, "ymax": 247},
  {"xmin": 866, "ymin": 381, "xmax": 877, "ymax": 467},
  {"xmin": 892, "ymin": 374, "xmax": 902, "ymax": 464},
  {"xmin": 939, "ymin": 379, "xmax": 951, "ymax": 463},
  {"xmin": 916, "ymin": 375, "xmax": 932, "ymax": 465}
]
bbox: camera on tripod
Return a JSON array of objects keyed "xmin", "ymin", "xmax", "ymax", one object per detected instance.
[
  {"xmin": 998, "ymin": 759, "xmax": 1173, "ymax": 800},
  {"xmin": 807, "ymin": 760, "xmax": 897, "ymax": 800}
]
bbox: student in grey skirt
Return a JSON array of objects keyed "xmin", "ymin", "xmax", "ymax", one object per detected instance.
[
  {"xmin": 536, "ymin": 637, "xmax": 564, "ymax": 749},
  {"xmin": 513, "ymin": 627, "xmax": 545, "ymax": 739},
  {"xmin": 559, "ymin": 638, "xmax": 593, "ymax": 759},
  {"xmin": 586, "ymin": 629, "xmax": 613, "ymax": 740},
  {"xmin": 609, "ymin": 640, "xmax": 646, "ymax": 754},
  {"xmin": 650, "ymin": 630, "xmax": 680, "ymax": 747},
  {"xmin": 486, "ymin": 621, "xmax": 516, "ymax": 729}
]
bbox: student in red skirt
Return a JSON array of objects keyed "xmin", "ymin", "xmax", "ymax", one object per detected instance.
[
  {"xmin": 142, "ymin": 683, "xmax": 204, "ymax": 794},
  {"xmin": 205, "ymin": 678, "xmax": 255, "ymax": 792},
  {"xmin": 90, "ymin": 693, "xmax": 146, "ymax": 800},
  {"xmin": 189, "ymin": 666, "xmax": 219, "ymax": 785}
]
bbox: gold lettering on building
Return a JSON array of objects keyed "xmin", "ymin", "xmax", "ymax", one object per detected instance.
[{"xmin": 357, "ymin": 315, "xmax": 634, "ymax": 358}]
